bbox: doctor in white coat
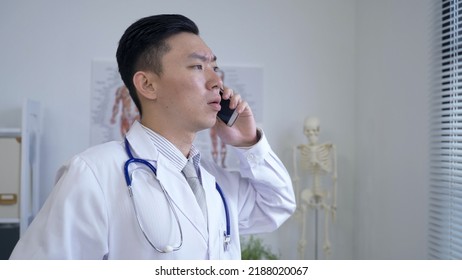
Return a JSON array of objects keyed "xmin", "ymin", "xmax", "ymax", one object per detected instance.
[{"xmin": 10, "ymin": 14, "xmax": 296, "ymax": 260}]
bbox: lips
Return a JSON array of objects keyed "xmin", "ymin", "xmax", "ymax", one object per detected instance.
[
  {"xmin": 207, "ymin": 92, "xmax": 222, "ymax": 111},
  {"xmin": 208, "ymin": 99, "xmax": 221, "ymax": 111}
]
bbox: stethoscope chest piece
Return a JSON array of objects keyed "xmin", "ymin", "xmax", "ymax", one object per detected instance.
[{"xmin": 224, "ymin": 232, "xmax": 231, "ymax": 251}]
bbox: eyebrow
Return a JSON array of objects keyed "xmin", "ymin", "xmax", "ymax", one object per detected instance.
[{"xmin": 188, "ymin": 52, "xmax": 217, "ymax": 62}]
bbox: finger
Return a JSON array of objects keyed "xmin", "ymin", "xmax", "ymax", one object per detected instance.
[
  {"xmin": 235, "ymin": 99, "xmax": 249, "ymax": 114},
  {"xmin": 229, "ymin": 94, "xmax": 241, "ymax": 109},
  {"xmin": 221, "ymin": 87, "xmax": 234, "ymax": 100}
]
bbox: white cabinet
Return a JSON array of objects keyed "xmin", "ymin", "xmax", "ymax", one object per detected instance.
[
  {"xmin": 0, "ymin": 100, "xmax": 40, "ymax": 258},
  {"xmin": 0, "ymin": 134, "xmax": 21, "ymax": 221}
]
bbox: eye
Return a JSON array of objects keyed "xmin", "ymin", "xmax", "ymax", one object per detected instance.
[
  {"xmin": 192, "ymin": 65, "xmax": 203, "ymax": 70},
  {"xmin": 213, "ymin": 66, "xmax": 220, "ymax": 72}
]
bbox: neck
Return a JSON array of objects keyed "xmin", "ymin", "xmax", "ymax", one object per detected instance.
[{"xmin": 141, "ymin": 117, "xmax": 195, "ymax": 158}]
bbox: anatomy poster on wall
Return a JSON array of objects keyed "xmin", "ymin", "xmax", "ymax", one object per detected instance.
[
  {"xmin": 90, "ymin": 59, "xmax": 139, "ymax": 145},
  {"xmin": 90, "ymin": 60, "xmax": 263, "ymax": 169}
]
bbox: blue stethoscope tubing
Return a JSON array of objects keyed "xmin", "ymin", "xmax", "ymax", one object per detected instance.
[{"xmin": 123, "ymin": 138, "xmax": 231, "ymax": 252}]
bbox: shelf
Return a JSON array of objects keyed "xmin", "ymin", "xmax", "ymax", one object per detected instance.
[
  {"xmin": 0, "ymin": 218, "xmax": 20, "ymax": 224},
  {"xmin": 0, "ymin": 128, "xmax": 21, "ymax": 138},
  {"xmin": 0, "ymin": 99, "xmax": 41, "ymax": 237}
]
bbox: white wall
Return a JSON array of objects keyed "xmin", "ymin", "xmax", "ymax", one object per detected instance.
[
  {"xmin": 355, "ymin": 0, "xmax": 431, "ymax": 259},
  {"xmin": 0, "ymin": 0, "xmax": 431, "ymax": 259}
]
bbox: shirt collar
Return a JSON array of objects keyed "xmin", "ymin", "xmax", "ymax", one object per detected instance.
[{"xmin": 141, "ymin": 124, "xmax": 201, "ymax": 173}]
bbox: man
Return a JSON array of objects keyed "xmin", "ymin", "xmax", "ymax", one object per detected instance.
[{"xmin": 10, "ymin": 14, "xmax": 295, "ymax": 259}]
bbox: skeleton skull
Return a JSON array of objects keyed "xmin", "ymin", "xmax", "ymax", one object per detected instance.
[{"xmin": 303, "ymin": 117, "xmax": 320, "ymax": 145}]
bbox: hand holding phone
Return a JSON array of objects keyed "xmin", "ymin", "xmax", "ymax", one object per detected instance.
[{"xmin": 217, "ymin": 90, "xmax": 239, "ymax": 127}]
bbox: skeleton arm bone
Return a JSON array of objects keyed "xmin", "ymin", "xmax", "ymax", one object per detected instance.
[
  {"xmin": 293, "ymin": 146, "xmax": 301, "ymax": 208},
  {"xmin": 331, "ymin": 144, "xmax": 338, "ymax": 222}
]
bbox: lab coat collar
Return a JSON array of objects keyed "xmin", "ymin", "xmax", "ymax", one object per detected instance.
[{"xmin": 125, "ymin": 121, "xmax": 159, "ymax": 161}]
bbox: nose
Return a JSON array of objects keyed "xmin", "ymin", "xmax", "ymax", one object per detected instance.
[{"xmin": 206, "ymin": 68, "xmax": 224, "ymax": 90}]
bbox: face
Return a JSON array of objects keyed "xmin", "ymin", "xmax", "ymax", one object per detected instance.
[{"xmin": 152, "ymin": 32, "xmax": 223, "ymax": 133}]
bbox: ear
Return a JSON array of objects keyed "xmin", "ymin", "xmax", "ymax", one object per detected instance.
[{"xmin": 133, "ymin": 71, "xmax": 157, "ymax": 100}]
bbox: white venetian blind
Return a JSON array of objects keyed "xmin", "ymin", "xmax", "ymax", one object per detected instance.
[{"xmin": 430, "ymin": 0, "xmax": 462, "ymax": 259}]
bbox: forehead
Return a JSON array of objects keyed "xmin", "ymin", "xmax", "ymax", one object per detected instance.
[{"xmin": 164, "ymin": 32, "xmax": 216, "ymax": 61}]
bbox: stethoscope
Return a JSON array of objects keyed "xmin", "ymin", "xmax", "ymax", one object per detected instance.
[{"xmin": 123, "ymin": 138, "xmax": 231, "ymax": 253}]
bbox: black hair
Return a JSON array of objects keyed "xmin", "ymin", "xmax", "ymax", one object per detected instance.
[{"xmin": 116, "ymin": 14, "xmax": 199, "ymax": 116}]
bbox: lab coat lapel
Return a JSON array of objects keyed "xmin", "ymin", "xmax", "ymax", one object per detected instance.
[
  {"xmin": 201, "ymin": 168, "xmax": 226, "ymax": 256},
  {"xmin": 157, "ymin": 160, "xmax": 209, "ymax": 241}
]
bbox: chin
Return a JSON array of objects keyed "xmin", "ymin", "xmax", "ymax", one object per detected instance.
[{"xmin": 196, "ymin": 118, "xmax": 217, "ymax": 132}]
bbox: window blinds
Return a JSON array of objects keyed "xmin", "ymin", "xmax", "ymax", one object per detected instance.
[{"xmin": 430, "ymin": 0, "xmax": 462, "ymax": 259}]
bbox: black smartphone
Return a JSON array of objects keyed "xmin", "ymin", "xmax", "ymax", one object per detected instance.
[{"xmin": 217, "ymin": 90, "xmax": 239, "ymax": 127}]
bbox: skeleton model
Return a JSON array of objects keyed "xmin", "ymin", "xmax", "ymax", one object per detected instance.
[{"xmin": 292, "ymin": 117, "xmax": 337, "ymax": 259}]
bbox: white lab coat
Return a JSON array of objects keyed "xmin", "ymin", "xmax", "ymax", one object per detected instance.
[{"xmin": 10, "ymin": 121, "xmax": 295, "ymax": 259}]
